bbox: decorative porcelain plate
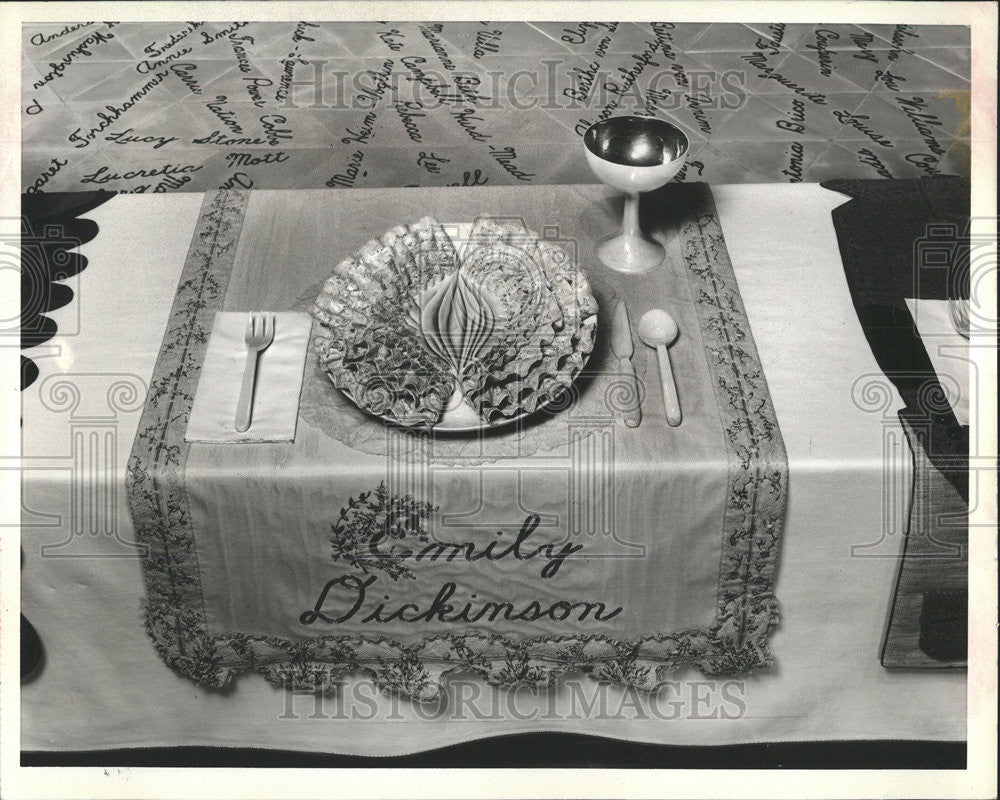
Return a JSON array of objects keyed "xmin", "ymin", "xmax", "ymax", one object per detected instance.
[{"xmin": 310, "ymin": 218, "xmax": 598, "ymax": 430}]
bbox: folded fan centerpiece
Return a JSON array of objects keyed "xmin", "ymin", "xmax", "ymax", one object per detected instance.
[{"xmin": 310, "ymin": 217, "xmax": 598, "ymax": 428}]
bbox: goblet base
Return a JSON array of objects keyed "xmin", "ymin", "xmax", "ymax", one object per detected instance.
[{"xmin": 595, "ymin": 232, "xmax": 665, "ymax": 274}]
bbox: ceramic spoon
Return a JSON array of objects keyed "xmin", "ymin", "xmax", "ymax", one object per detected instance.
[{"xmin": 637, "ymin": 308, "xmax": 681, "ymax": 426}]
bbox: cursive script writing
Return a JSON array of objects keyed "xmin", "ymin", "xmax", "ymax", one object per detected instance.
[
  {"xmin": 857, "ymin": 147, "xmax": 893, "ymax": 179},
  {"xmin": 200, "ymin": 21, "xmax": 249, "ymax": 45},
  {"xmin": 326, "ymin": 150, "xmax": 366, "ymax": 187},
  {"xmin": 489, "ymin": 145, "xmax": 535, "ymax": 181},
  {"xmin": 342, "ymin": 110, "xmax": 377, "ymax": 145},
  {"xmin": 394, "ymin": 101, "xmax": 425, "ymax": 142},
  {"xmin": 169, "ymin": 62, "xmax": 202, "ymax": 95},
  {"xmin": 260, "ymin": 113, "xmax": 293, "ymax": 145},
  {"xmin": 80, "ymin": 162, "xmax": 203, "ymax": 185},
  {"xmin": 33, "ymin": 28, "xmax": 118, "ymax": 89},
  {"xmin": 559, "ymin": 21, "xmax": 617, "ymax": 46},
  {"xmin": 850, "ymin": 31, "xmax": 879, "ymax": 62},
  {"xmin": 226, "ymin": 151, "xmax": 288, "ymax": 168},
  {"xmin": 783, "ymin": 141, "xmax": 804, "ymax": 182},
  {"xmin": 25, "ymin": 158, "xmax": 68, "ymax": 193},
  {"xmin": 192, "ymin": 130, "xmax": 266, "ymax": 146},
  {"xmin": 377, "ymin": 26, "xmax": 405, "ymax": 52},
  {"xmin": 230, "ymin": 33, "xmax": 255, "ymax": 73},
  {"xmin": 220, "ymin": 172, "xmax": 254, "ymax": 190},
  {"xmin": 299, "ymin": 575, "xmax": 623, "ymax": 625},
  {"xmin": 29, "ymin": 22, "xmax": 94, "ymax": 47},
  {"xmin": 203, "ymin": 94, "xmax": 243, "ymax": 134},
  {"xmin": 419, "ymin": 23, "xmax": 456, "ymax": 71},
  {"xmin": 473, "ymin": 28, "xmax": 503, "ymax": 59},
  {"xmin": 450, "ymin": 106, "xmax": 491, "ymax": 142},
  {"xmin": 833, "ymin": 110, "xmax": 893, "ymax": 147},
  {"xmin": 301, "ymin": 575, "xmax": 623, "ymax": 626},
  {"xmin": 105, "ymin": 128, "xmax": 177, "ymax": 149},
  {"xmin": 895, "ymin": 96, "xmax": 946, "ymax": 154},
  {"xmin": 67, "ymin": 69, "xmax": 170, "ymax": 148},
  {"xmin": 742, "ymin": 51, "xmax": 828, "ymax": 104},
  {"xmin": 805, "ymin": 29, "xmax": 839, "ymax": 77},
  {"xmin": 417, "ymin": 151, "xmax": 450, "ymax": 173}
]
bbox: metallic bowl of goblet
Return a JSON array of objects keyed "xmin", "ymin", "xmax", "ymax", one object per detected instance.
[{"xmin": 584, "ymin": 116, "xmax": 689, "ymax": 273}]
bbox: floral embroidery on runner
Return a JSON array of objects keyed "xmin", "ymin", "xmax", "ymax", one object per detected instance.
[{"xmin": 329, "ymin": 483, "xmax": 437, "ymax": 581}]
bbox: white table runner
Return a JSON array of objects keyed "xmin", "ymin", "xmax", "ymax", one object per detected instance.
[{"xmin": 127, "ymin": 184, "xmax": 786, "ymax": 698}]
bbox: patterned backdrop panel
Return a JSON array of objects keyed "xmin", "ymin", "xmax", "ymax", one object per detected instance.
[{"xmin": 22, "ymin": 21, "xmax": 970, "ymax": 194}]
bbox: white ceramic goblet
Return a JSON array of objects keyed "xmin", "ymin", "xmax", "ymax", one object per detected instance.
[{"xmin": 584, "ymin": 116, "xmax": 689, "ymax": 273}]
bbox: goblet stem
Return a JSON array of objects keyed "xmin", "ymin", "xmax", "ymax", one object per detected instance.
[
  {"xmin": 594, "ymin": 190, "xmax": 664, "ymax": 273},
  {"xmin": 621, "ymin": 192, "xmax": 642, "ymax": 239}
]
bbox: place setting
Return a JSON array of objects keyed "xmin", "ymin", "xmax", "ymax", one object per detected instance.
[
  {"xmin": 14, "ymin": 14, "xmax": 984, "ymax": 776},
  {"xmin": 191, "ymin": 115, "xmax": 694, "ymax": 447},
  {"xmin": 112, "ymin": 110, "xmax": 796, "ymax": 703},
  {"xmin": 186, "ymin": 311, "xmax": 312, "ymax": 443}
]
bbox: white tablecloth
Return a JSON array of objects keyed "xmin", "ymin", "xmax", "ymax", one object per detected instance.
[{"xmin": 18, "ymin": 183, "xmax": 966, "ymax": 753}]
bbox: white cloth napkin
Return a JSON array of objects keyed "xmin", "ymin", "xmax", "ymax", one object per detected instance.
[
  {"xmin": 186, "ymin": 311, "xmax": 311, "ymax": 443},
  {"xmin": 905, "ymin": 298, "xmax": 970, "ymax": 426}
]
